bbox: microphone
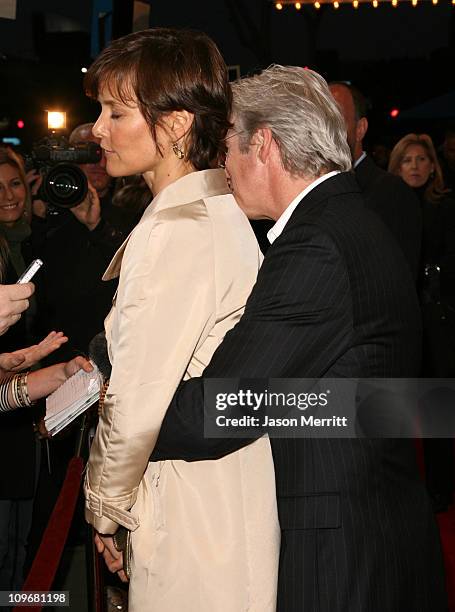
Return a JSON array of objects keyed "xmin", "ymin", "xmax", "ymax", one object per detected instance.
[{"xmin": 88, "ymin": 331, "xmax": 112, "ymax": 380}]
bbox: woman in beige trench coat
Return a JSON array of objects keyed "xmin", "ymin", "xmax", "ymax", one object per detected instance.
[{"xmin": 83, "ymin": 28, "xmax": 280, "ymax": 611}]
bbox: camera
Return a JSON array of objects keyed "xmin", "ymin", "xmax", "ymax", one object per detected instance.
[{"xmin": 26, "ymin": 135, "xmax": 102, "ymax": 208}]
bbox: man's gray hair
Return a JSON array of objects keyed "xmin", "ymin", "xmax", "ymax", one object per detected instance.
[{"xmin": 232, "ymin": 65, "xmax": 352, "ymax": 178}]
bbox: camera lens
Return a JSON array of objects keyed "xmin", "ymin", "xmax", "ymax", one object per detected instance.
[{"xmin": 42, "ymin": 163, "xmax": 88, "ymax": 208}]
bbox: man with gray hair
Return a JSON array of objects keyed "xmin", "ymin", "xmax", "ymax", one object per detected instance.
[{"xmin": 108, "ymin": 65, "xmax": 446, "ymax": 610}]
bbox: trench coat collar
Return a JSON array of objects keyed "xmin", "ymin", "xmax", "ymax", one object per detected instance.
[{"xmin": 102, "ymin": 169, "xmax": 230, "ymax": 281}]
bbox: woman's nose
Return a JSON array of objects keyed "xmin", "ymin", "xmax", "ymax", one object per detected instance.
[
  {"xmin": 92, "ymin": 116, "xmax": 104, "ymax": 139},
  {"xmin": 5, "ymin": 186, "xmax": 14, "ymax": 201}
]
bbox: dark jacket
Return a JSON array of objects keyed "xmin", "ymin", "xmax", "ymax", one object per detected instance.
[
  {"xmin": 34, "ymin": 195, "xmax": 140, "ymax": 364},
  {"xmin": 418, "ymin": 190, "xmax": 455, "ymax": 377},
  {"xmin": 419, "ymin": 191, "xmax": 455, "ymax": 302},
  {"xmin": 355, "ymin": 154, "xmax": 422, "ymax": 281}
]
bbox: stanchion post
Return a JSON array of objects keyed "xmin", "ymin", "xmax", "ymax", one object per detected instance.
[{"xmin": 85, "ymin": 418, "xmax": 106, "ymax": 612}]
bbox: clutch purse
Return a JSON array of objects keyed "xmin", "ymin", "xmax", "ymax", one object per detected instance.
[{"xmin": 112, "ymin": 526, "xmax": 132, "ymax": 579}]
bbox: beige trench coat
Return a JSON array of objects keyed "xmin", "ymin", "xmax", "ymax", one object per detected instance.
[{"xmin": 84, "ymin": 170, "xmax": 280, "ymax": 611}]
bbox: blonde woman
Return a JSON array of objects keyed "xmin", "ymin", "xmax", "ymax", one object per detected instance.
[
  {"xmin": 388, "ymin": 133, "xmax": 448, "ymax": 202},
  {"xmin": 0, "ymin": 147, "xmax": 32, "ymax": 260},
  {"xmin": 389, "ymin": 133, "xmax": 455, "ymax": 511},
  {"xmin": 388, "ymin": 134, "xmax": 455, "ymax": 305}
]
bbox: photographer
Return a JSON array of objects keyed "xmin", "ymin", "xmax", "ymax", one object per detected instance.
[{"xmin": 30, "ymin": 122, "xmax": 141, "ymax": 362}]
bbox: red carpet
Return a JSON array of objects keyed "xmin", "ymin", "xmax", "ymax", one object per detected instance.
[
  {"xmin": 15, "ymin": 457, "xmax": 84, "ymax": 612},
  {"xmin": 414, "ymin": 439, "xmax": 455, "ymax": 609}
]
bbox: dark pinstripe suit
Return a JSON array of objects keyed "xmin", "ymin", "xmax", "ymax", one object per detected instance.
[{"xmin": 152, "ymin": 172, "xmax": 447, "ymax": 611}]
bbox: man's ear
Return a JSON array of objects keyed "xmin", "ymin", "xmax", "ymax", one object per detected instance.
[
  {"xmin": 161, "ymin": 110, "xmax": 194, "ymax": 141},
  {"xmin": 356, "ymin": 117, "xmax": 368, "ymax": 145},
  {"xmin": 253, "ymin": 128, "xmax": 274, "ymax": 164}
]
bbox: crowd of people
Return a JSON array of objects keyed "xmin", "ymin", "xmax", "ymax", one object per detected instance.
[{"xmin": 0, "ymin": 25, "xmax": 454, "ymax": 612}]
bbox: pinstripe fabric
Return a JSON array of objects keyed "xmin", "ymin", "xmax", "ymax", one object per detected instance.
[{"xmin": 153, "ymin": 172, "xmax": 447, "ymax": 611}]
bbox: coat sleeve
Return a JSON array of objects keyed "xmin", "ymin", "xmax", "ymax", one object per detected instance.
[{"xmin": 84, "ymin": 203, "xmax": 214, "ymax": 534}]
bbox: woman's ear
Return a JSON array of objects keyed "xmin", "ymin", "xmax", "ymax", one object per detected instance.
[{"xmin": 162, "ymin": 110, "xmax": 194, "ymax": 142}]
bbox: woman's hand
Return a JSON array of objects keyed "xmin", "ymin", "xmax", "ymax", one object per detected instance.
[
  {"xmin": 36, "ymin": 416, "xmax": 51, "ymax": 439},
  {"xmin": 23, "ymin": 355, "xmax": 93, "ymax": 403},
  {"xmin": 0, "ymin": 331, "xmax": 68, "ymax": 373},
  {"xmin": 94, "ymin": 533, "xmax": 128, "ymax": 582},
  {"xmin": 0, "ymin": 282, "xmax": 34, "ymax": 336},
  {"xmin": 63, "ymin": 355, "xmax": 93, "ymax": 380}
]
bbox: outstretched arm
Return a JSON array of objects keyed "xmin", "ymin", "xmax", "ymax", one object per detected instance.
[
  {"xmin": 0, "ymin": 331, "xmax": 68, "ymax": 372},
  {"xmin": 0, "ymin": 356, "xmax": 93, "ymax": 412},
  {"xmin": 26, "ymin": 356, "xmax": 93, "ymax": 401}
]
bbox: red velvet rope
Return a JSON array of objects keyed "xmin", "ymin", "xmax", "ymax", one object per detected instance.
[{"xmin": 13, "ymin": 456, "xmax": 84, "ymax": 612}]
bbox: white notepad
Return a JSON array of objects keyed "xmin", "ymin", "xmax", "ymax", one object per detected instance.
[{"xmin": 45, "ymin": 364, "xmax": 102, "ymax": 436}]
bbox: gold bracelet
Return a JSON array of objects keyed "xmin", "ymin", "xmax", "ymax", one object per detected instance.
[
  {"xmin": 12, "ymin": 374, "xmax": 26, "ymax": 408},
  {"xmin": 20, "ymin": 372, "xmax": 33, "ymax": 407}
]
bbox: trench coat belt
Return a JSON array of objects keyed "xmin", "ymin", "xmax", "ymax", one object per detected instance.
[{"xmin": 85, "ymin": 486, "xmax": 140, "ymax": 531}]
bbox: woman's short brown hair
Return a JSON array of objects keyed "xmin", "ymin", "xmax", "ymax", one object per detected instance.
[{"xmin": 84, "ymin": 28, "xmax": 232, "ymax": 171}]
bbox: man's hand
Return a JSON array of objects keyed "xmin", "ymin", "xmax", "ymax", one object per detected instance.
[
  {"xmin": 94, "ymin": 533, "xmax": 128, "ymax": 582},
  {"xmin": 0, "ymin": 331, "xmax": 68, "ymax": 372},
  {"xmin": 71, "ymin": 181, "xmax": 101, "ymax": 231},
  {"xmin": 0, "ymin": 283, "xmax": 34, "ymax": 336}
]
